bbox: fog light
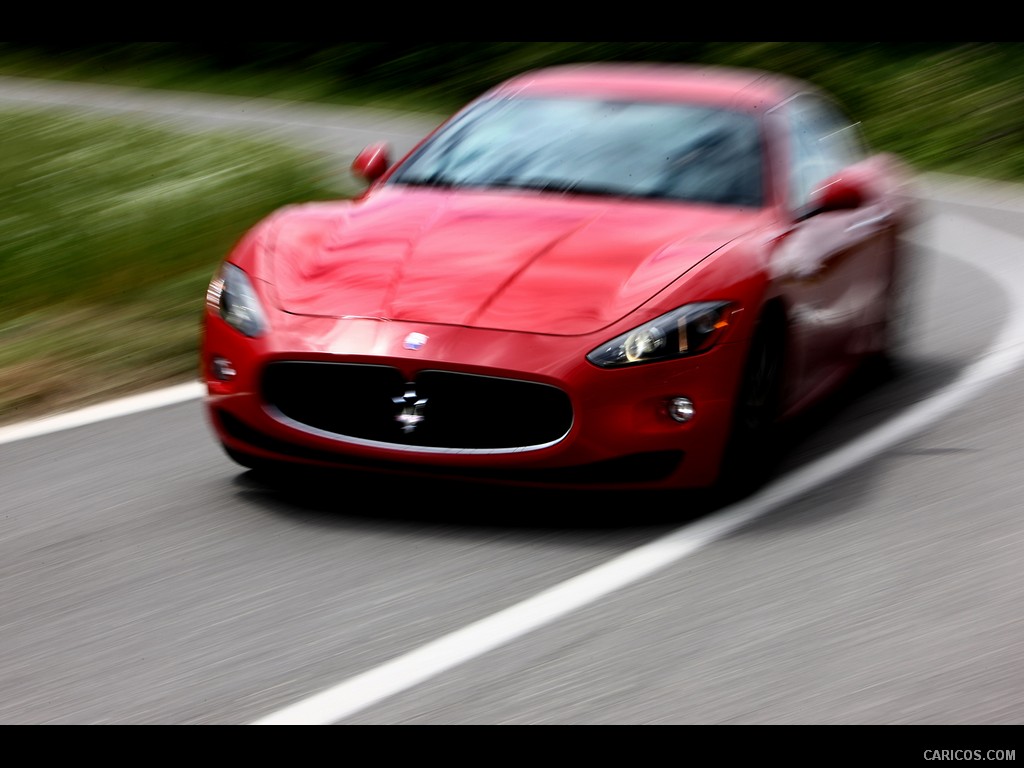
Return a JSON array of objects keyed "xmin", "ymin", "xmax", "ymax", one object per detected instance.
[
  {"xmin": 668, "ymin": 397, "xmax": 695, "ymax": 423},
  {"xmin": 212, "ymin": 356, "xmax": 237, "ymax": 381}
]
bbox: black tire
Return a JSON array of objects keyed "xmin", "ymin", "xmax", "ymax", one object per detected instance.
[
  {"xmin": 224, "ymin": 444, "xmax": 261, "ymax": 469},
  {"xmin": 222, "ymin": 444, "xmax": 324, "ymax": 488},
  {"xmin": 867, "ymin": 233, "xmax": 920, "ymax": 383},
  {"xmin": 222, "ymin": 444, "xmax": 287, "ymax": 477},
  {"xmin": 716, "ymin": 313, "xmax": 785, "ymax": 500}
]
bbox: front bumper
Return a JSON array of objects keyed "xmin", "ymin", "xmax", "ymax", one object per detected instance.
[{"xmin": 201, "ymin": 312, "xmax": 748, "ymax": 490}]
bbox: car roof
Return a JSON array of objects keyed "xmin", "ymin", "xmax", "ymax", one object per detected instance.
[{"xmin": 482, "ymin": 62, "xmax": 815, "ymax": 112}]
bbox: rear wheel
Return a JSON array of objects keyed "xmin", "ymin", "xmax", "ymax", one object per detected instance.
[{"xmin": 866, "ymin": 234, "xmax": 919, "ymax": 383}]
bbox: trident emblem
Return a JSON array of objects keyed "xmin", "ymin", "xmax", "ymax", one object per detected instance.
[{"xmin": 393, "ymin": 384, "xmax": 428, "ymax": 434}]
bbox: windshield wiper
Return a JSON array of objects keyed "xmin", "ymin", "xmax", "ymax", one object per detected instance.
[
  {"xmin": 488, "ymin": 178, "xmax": 625, "ymax": 197},
  {"xmin": 394, "ymin": 172, "xmax": 460, "ymax": 189}
]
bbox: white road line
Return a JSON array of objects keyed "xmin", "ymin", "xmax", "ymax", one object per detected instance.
[
  {"xmin": 251, "ymin": 213, "xmax": 1024, "ymax": 724},
  {"xmin": 0, "ymin": 382, "xmax": 204, "ymax": 446}
]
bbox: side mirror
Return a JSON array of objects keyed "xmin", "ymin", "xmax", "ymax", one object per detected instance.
[
  {"xmin": 351, "ymin": 142, "xmax": 391, "ymax": 184},
  {"xmin": 806, "ymin": 159, "xmax": 887, "ymax": 217},
  {"xmin": 810, "ymin": 171, "xmax": 866, "ymax": 214}
]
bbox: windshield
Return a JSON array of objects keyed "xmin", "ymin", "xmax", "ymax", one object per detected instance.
[{"xmin": 390, "ymin": 96, "xmax": 765, "ymax": 207}]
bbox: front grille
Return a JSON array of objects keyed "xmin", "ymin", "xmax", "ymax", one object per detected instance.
[{"xmin": 261, "ymin": 361, "xmax": 574, "ymax": 451}]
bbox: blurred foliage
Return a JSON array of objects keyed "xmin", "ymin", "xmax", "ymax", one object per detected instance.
[
  {"xmin": 0, "ymin": 108, "xmax": 341, "ymax": 422},
  {"xmin": 3, "ymin": 42, "xmax": 1024, "ymax": 180},
  {"xmin": 0, "ymin": 108, "xmax": 340, "ymax": 313}
]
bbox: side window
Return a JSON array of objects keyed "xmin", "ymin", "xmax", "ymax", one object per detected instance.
[{"xmin": 784, "ymin": 94, "xmax": 866, "ymax": 212}]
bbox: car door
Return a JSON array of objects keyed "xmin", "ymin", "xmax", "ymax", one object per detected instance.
[{"xmin": 773, "ymin": 93, "xmax": 896, "ymax": 408}]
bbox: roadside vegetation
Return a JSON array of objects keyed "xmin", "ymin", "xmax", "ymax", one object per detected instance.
[
  {"xmin": 4, "ymin": 42, "xmax": 1024, "ymax": 182},
  {"xmin": 1, "ymin": 42, "xmax": 1022, "ymax": 426},
  {"xmin": 0, "ymin": 108, "xmax": 344, "ymax": 424}
]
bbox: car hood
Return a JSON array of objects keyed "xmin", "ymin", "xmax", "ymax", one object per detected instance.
[{"xmin": 266, "ymin": 186, "xmax": 762, "ymax": 336}]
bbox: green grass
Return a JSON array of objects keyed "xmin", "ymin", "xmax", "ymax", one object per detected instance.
[
  {"xmin": 0, "ymin": 49, "xmax": 458, "ymax": 114},
  {"xmin": 0, "ymin": 107, "xmax": 350, "ymax": 425}
]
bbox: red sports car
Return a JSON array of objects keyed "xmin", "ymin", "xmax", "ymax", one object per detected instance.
[{"xmin": 201, "ymin": 63, "xmax": 916, "ymax": 494}]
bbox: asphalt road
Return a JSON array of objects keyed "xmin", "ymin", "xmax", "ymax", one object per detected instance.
[{"xmin": 1, "ymin": 76, "xmax": 1023, "ymax": 727}]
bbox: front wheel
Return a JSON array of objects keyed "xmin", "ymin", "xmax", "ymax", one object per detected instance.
[
  {"xmin": 222, "ymin": 444, "xmax": 292, "ymax": 478},
  {"xmin": 716, "ymin": 315, "xmax": 785, "ymax": 500}
]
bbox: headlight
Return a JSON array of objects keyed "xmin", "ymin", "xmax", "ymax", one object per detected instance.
[
  {"xmin": 587, "ymin": 301, "xmax": 733, "ymax": 368},
  {"xmin": 205, "ymin": 263, "xmax": 267, "ymax": 338}
]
